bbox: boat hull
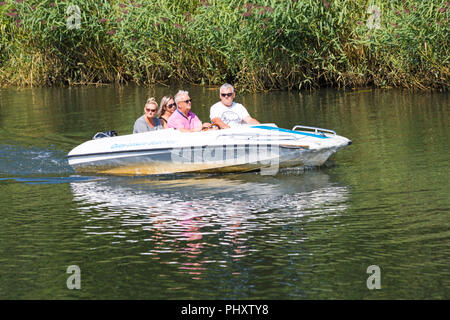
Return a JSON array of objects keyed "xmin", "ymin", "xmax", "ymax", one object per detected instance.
[{"xmin": 67, "ymin": 125, "xmax": 351, "ymax": 175}]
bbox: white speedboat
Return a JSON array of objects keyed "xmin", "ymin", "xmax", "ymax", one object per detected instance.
[{"xmin": 67, "ymin": 124, "xmax": 351, "ymax": 175}]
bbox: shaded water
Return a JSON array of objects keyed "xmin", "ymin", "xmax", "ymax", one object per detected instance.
[{"xmin": 0, "ymin": 86, "xmax": 448, "ymax": 299}]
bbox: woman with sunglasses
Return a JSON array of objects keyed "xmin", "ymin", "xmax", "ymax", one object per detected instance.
[
  {"xmin": 157, "ymin": 96, "xmax": 177, "ymax": 129},
  {"xmin": 133, "ymin": 97, "xmax": 163, "ymax": 133}
]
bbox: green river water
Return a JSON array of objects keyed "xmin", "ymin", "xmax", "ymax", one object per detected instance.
[{"xmin": 0, "ymin": 86, "xmax": 448, "ymax": 299}]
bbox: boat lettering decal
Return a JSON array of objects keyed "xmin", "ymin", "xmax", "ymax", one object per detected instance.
[{"xmin": 111, "ymin": 140, "xmax": 176, "ymax": 150}]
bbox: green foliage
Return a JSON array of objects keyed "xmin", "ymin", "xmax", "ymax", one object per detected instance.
[{"xmin": 0, "ymin": 0, "xmax": 448, "ymax": 90}]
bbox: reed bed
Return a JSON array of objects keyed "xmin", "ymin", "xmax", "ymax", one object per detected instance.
[{"xmin": 0, "ymin": 0, "xmax": 448, "ymax": 91}]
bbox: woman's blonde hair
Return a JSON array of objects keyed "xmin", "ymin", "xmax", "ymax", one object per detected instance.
[
  {"xmin": 158, "ymin": 95, "xmax": 174, "ymax": 117},
  {"xmin": 144, "ymin": 97, "xmax": 158, "ymax": 113}
]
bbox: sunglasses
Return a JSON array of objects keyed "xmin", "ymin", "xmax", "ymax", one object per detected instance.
[
  {"xmin": 146, "ymin": 108, "xmax": 157, "ymax": 112},
  {"xmin": 179, "ymin": 99, "xmax": 192, "ymax": 104},
  {"xmin": 167, "ymin": 103, "xmax": 176, "ymax": 108},
  {"xmin": 220, "ymin": 93, "xmax": 233, "ymax": 97}
]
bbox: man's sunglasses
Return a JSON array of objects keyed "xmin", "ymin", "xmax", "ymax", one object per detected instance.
[
  {"xmin": 179, "ymin": 99, "xmax": 192, "ymax": 104},
  {"xmin": 221, "ymin": 93, "xmax": 233, "ymax": 97}
]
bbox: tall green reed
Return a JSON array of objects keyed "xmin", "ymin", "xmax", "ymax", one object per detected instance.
[{"xmin": 0, "ymin": 0, "xmax": 448, "ymax": 91}]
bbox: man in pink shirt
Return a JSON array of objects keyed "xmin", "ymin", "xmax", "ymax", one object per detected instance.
[{"xmin": 167, "ymin": 90, "xmax": 212, "ymax": 132}]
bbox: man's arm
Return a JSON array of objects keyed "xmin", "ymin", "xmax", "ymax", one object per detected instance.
[
  {"xmin": 177, "ymin": 127, "xmax": 199, "ymax": 132},
  {"xmin": 211, "ymin": 117, "xmax": 230, "ymax": 129},
  {"xmin": 177, "ymin": 123, "xmax": 211, "ymax": 132},
  {"xmin": 243, "ymin": 116, "xmax": 260, "ymax": 125}
]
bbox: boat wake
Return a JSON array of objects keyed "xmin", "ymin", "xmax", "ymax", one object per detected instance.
[{"xmin": 0, "ymin": 144, "xmax": 74, "ymax": 176}]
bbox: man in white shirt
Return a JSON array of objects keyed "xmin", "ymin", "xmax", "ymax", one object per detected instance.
[{"xmin": 210, "ymin": 83, "xmax": 260, "ymax": 129}]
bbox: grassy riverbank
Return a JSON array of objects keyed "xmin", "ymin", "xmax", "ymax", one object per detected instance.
[{"xmin": 0, "ymin": 0, "xmax": 448, "ymax": 91}]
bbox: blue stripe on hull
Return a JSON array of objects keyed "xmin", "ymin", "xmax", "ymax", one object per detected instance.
[{"xmin": 251, "ymin": 125, "xmax": 329, "ymax": 139}]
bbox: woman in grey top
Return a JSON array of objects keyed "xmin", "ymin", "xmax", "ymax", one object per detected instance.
[{"xmin": 133, "ymin": 97, "xmax": 163, "ymax": 133}]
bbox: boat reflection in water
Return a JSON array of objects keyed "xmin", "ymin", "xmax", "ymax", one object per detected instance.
[{"xmin": 70, "ymin": 171, "xmax": 349, "ymax": 280}]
